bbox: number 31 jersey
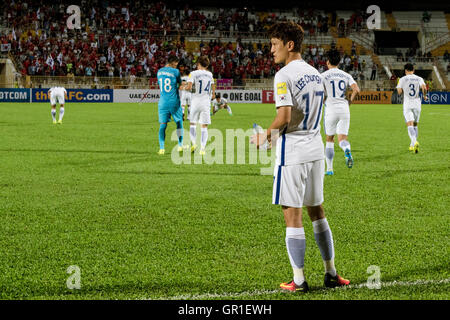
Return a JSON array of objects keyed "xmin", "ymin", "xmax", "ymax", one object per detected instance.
[{"xmin": 321, "ymin": 68, "xmax": 356, "ymax": 113}]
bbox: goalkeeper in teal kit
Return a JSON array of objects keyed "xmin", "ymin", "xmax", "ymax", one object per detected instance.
[{"xmin": 156, "ymin": 55, "xmax": 185, "ymax": 155}]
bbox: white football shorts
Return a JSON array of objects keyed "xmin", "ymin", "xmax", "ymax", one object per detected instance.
[
  {"xmin": 190, "ymin": 98, "xmax": 211, "ymax": 124},
  {"xmin": 181, "ymin": 95, "xmax": 191, "ymax": 106},
  {"xmin": 272, "ymin": 159, "xmax": 325, "ymax": 208},
  {"xmin": 50, "ymin": 91, "xmax": 65, "ymax": 105},
  {"xmin": 324, "ymin": 112, "xmax": 350, "ymax": 136},
  {"xmin": 403, "ymin": 107, "xmax": 421, "ymax": 123}
]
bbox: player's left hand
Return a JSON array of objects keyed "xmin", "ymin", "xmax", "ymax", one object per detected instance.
[{"xmin": 250, "ymin": 133, "xmax": 267, "ymax": 149}]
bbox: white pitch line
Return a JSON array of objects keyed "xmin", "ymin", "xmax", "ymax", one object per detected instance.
[{"xmin": 143, "ymin": 278, "xmax": 450, "ymax": 300}]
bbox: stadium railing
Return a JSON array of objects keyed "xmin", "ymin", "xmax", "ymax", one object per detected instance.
[
  {"xmin": 24, "ymin": 76, "xmax": 272, "ymax": 90},
  {"xmin": 14, "ymin": 76, "xmax": 399, "ymax": 91}
]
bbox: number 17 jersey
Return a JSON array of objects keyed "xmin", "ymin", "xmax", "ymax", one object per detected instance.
[{"xmin": 273, "ymin": 59, "xmax": 325, "ymax": 165}]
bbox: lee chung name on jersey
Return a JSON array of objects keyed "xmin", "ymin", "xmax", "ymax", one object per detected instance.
[{"xmin": 295, "ymin": 74, "xmax": 323, "ymax": 91}]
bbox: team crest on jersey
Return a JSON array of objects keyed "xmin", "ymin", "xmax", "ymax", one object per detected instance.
[{"xmin": 277, "ymin": 82, "xmax": 287, "ymax": 95}]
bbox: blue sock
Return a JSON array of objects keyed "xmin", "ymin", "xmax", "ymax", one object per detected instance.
[
  {"xmin": 159, "ymin": 123, "xmax": 167, "ymax": 149},
  {"xmin": 175, "ymin": 121, "xmax": 183, "ymax": 146}
]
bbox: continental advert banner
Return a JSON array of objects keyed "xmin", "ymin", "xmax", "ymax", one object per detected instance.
[{"xmin": 349, "ymin": 91, "xmax": 393, "ymax": 104}]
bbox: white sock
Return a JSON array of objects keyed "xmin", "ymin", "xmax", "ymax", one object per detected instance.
[
  {"xmin": 59, "ymin": 107, "xmax": 64, "ymax": 121},
  {"xmin": 414, "ymin": 126, "xmax": 418, "ymax": 139},
  {"xmin": 325, "ymin": 142, "xmax": 334, "ymax": 171},
  {"xmin": 182, "ymin": 106, "xmax": 185, "ymax": 114},
  {"xmin": 51, "ymin": 109, "xmax": 56, "ymax": 121},
  {"xmin": 339, "ymin": 140, "xmax": 350, "ymax": 152},
  {"xmin": 226, "ymin": 106, "xmax": 232, "ymax": 114},
  {"xmin": 293, "ymin": 268, "xmax": 305, "ymax": 286},
  {"xmin": 407, "ymin": 126, "xmax": 416, "ymax": 146},
  {"xmin": 201, "ymin": 127, "xmax": 208, "ymax": 149},
  {"xmin": 190, "ymin": 125, "xmax": 196, "ymax": 145}
]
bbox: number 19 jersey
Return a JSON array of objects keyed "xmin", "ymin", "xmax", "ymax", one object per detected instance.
[{"xmin": 321, "ymin": 68, "xmax": 356, "ymax": 113}]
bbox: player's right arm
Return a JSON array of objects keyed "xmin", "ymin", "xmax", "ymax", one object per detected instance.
[
  {"xmin": 211, "ymin": 77, "xmax": 216, "ymax": 100},
  {"xmin": 349, "ymin": 83, "xmax": 360, "ymax": 105},
  {"xmin": 347, "ymin": 74, "xmax": 359, "ymax": 105},
  {"xmin": 421, "ymin": 84, "xmax": 428, "ymax": 101},
  {"xmin": 176, "ymin": 70, "xmax": 182, "ymax": 89},
  {"xmin": 420, "ymin": 78, "xmax": 428, "ymax": 101},
  {"xmin": 266, "ymin": 106, "xmax": 291, "ymax": 143},
  {"xmin": 251, "ymin": 72, "xmax": 291, "ymax": 147}
]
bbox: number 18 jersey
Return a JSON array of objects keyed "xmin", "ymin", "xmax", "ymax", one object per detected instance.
[{"xmin": 157, "ymin": 66, "xmax": 181, "ymax": 109}]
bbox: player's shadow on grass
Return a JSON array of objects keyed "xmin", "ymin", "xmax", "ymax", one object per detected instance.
[
  {"xmin": 0, "ymin": 148, "xmax": 150, "ymax": 155},
  {"xmin": 9, "ymin": 281, "xmax": 218, "ymax": 300},
  {"xmin": 105, "ymin": 170, "xmax": 262, "ymax": 177},
  {"xmin": 357, "ymin": 150, "xmax": 404, "ymax": 162},
  {"xmin": 370, "ymin": 166, "xmax": 448, "ymax": 178},
  {"xmin": 60, "ymin": 155, "xmax": 151, "ymax": 167}
]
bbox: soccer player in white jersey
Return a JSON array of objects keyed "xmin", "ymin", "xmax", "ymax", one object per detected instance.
[
  {"xmin": 212, "ymin": 93, "xmax": 232, "ymax": 116},
  {"xmin": 48, "ymin": 86, "xmax": 67, "ymax": 124},
  {"xmin": 321, "ymin": 49, "xmax": 360, "ymax": 175},
  {"xmin": 183, "ymin": 56, "xmax": 215, "ymax": 156},
  {"xmin": 396, "ymin": 63, "xmax": 428, "ymax": 153},
  {"xmin": 180, "ymin": 69, "xmax": 192, "ymax": 121},
  {"xmin": 251, "ymin": 22, "xmax": 350, "ymax": 293}
]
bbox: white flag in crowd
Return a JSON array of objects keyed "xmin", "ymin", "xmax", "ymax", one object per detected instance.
[
  {"xmin": 46, "ymin": 55, "xmax": 54, "ymax": 68},
  {"xmin": 57, "ymin": 52, "xmax": 63, "ymax": 66}
]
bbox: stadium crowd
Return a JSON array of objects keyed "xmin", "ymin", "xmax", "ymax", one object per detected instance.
[
  {"xmin": 0, "ymin": 0, "xmax": 367, "ymax": 81},
  {"xmin": 336, "ymin": 10, "xmax": 367, "ymax": 37}
]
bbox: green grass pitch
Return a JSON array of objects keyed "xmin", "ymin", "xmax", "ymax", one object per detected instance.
[{"xmin": 0, "ymin": 102, "xmax": 449, "ymax": 300}]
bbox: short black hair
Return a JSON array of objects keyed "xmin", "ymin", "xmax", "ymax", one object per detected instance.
[
  {"xmin": 215, "ymin": 93, "xmax": 221, "ymax": 98},
  {"xmin": 404, "ymin": 63, "xmax": 414, "ymax": 71},
  {"xmin": 326, "ymin": 49, "xmax": 341, "ymax": 66},
  {"xmin": 268, "ymin": 22, "xmax": 304, "ymax": 52},
  {"xmin": 167, "ymin": 55, "xmax": 179, "ymax": 64}
]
